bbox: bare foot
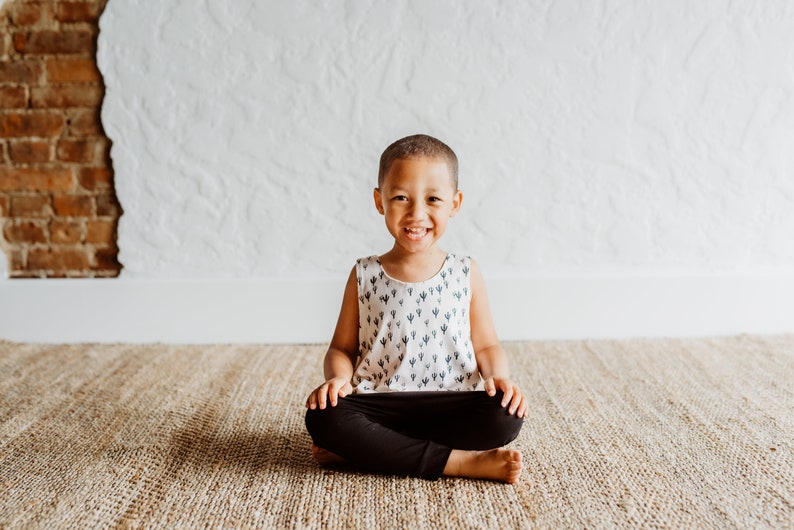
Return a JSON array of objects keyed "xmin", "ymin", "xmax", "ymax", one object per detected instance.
[
  {"xmin": 311, "ymin": 445, "xmax": 347, "ymax": 466},
  {"xmin": 443, "ymin": 448, "xmax": 523, "ymax": 484}
]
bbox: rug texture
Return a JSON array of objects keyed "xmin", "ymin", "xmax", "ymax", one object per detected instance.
[{"xmin": 1, "ymin": 335, "xmax": 792, "ymax": 529}]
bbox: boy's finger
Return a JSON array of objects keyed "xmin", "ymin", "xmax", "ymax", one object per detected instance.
[
  {"xmin": 516, "ymin": 395, "xmax": 528, "ymax": 417},
  {"xmin": 329, "ymin": 381, "xmax": 345, "ymax": 406},
  {"xmin": 501, "ymin": 386, "xmax": 513, "ymax": 407},
  {"xmin": 509, "ymin": 392, "xmax": 522, "ymax": 415}
]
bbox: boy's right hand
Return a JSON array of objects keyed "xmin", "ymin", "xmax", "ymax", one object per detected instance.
[{"xmin": 306, "ymin": 377, "xmax": 353, "ymax": 410}]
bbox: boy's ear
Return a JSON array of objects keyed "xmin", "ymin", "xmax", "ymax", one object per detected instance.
[
  {"xmin": 373, "ymin": 187, "xmax": 385, "ymax": 215},
  {"xmin": 450, "ymin": 190, "xmax": 463, "ymax": 217}
]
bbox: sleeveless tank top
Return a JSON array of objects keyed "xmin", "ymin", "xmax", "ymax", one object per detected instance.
[{"xmin": 352, "ymin": 254, "xmax": 483, "ymax": 393}]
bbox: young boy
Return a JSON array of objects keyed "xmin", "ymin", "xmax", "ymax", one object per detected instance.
[{"xmin": 305, "ymin": 134, "xmax": 526, "ymax": 483}]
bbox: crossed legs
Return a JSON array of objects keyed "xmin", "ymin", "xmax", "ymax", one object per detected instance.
[{"xmin": 304, "ymin": 391, "xmax": 524, "ymax": 482}]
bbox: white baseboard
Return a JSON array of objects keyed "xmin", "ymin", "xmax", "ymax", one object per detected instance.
[{"xmin": 1, "ymin": 274, "xmax": 793, "ymax": 344}]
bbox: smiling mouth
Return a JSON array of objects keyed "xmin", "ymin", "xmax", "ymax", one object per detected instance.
[{"xmin": 404, "ymin": 227, "xmax": 429, "ymax": 240}]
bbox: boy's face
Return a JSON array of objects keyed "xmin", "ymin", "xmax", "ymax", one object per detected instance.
[{"xmin": 374, "ymin": 156, "xmax": 462, "ymax": 256}]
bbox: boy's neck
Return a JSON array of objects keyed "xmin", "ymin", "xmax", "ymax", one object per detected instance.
[{"xmin": 379, "ymin": 247, "xmax": 449, "ymax": 283}]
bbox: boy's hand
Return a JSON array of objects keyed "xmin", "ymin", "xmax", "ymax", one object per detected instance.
[
  {"xmin": 484, "ymin": 377, "xmax": 527, "ymax": 418},
  {"xmin": 306, "ymin": 377, "xmax": 353, "ymax": 410}
]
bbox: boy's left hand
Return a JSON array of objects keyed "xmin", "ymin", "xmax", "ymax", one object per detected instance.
[{"xmin": 484, "ymin": 377, "xmax": 527, "ymax": 418}]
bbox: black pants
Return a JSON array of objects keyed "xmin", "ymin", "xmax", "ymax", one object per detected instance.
[{"xmin": 305, "ymin": 391, "xmax": 523, "ymax": 480}]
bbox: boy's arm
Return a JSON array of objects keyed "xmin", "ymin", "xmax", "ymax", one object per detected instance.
[
  {"xmin": 469, "ymin": 259, "xmax": 527, "ymax": 418},
  {"xmin": 306, "ymin": 267, "xmax": 360, "ymax": 410}
]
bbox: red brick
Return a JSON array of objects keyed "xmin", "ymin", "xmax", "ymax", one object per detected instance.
[
  {"xmin": 8, "ymin": 140, "xmax": 52, "ymax": 163},
  {"xmin": 66, "ymin": 108, "xmax": 104, "ymax": 135},
  {"xmin": 50, "ymin": 218, "xmax": 82, "ymax": 243},
  {"xmin": 0, "ymin": 86, "xmax": 27, "ymax": 108},
  {"xmin": 8, "ymin": 2, "xmax": 56, "ymax": 27},
  {"xmin": 9, "ymin": 193, "xmax": 52, "ymax": 217},
  {"xmin": 44, "ymin": 57, "xmax": 101, "ymax": 83},
  {"xmin": 13, "ymin": 30, "xmax": 96, "ymax": 56},
  {"xmin": 85, "ymin": 218, "xmax": 113, "ymax": 244},
  {"xmin": 95, "ymin": 191, "xmax": 120, "ymax": 216},
  {"xmin": 0, "ymin": 59, "xmax": 45, "ymax": 84},
  {"xmin": 0, "ymin": 167, "xmax": 74, "ymax": 191},
  {"xmin": 2, "ymin": 0, "xmax": 116, "ymax": 278},
  {"xmin": 0, "ymin": 111, "xmax": 64, "ymax": 137},
  {"xmin": 56, "ymin": 136, "xmax": 108, "ymax": 163},
  {"xmin": 31, "ymin": 84, "xmax": 103, "ymax": 108},
  {"xmin": 7, "ymin": 248, "xmax": 27, "ymax": 272},
  {"xmin": 0, "ymin": 34, "xmax": 11, "ymax": 58},
  {"xmin": 28, "ymin": 246, "xmax": 91, "ymax": 271},
  {"xmin": 94, "ymin": 246, "xmax": 120, "ymax": 272},
  {"xmin": 3, "ymin": 220, "xmax": 47, "ymax": 243},
  {"xmin": 56, "ymin": 2, "xmax": 103, "ymax": 24},
  {"xmin": 77, "ymin": 166, "xmax": 111, "ymax": 189},
  {"xmin": 52, "ymin": 192, "xmax": 92, "ymax": 215}
]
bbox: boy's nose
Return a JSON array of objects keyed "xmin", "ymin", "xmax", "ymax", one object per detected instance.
[{"xmin": 408, "ymin": 202, "xmax": 428, "ymax": 220}]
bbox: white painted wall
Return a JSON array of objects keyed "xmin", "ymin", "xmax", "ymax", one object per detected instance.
[
  {"xmin": 4, "ymin": 1, "xmax": 794, "ymax": 343},
  {"xmin": 97, "ymin": 0, "xmax": 794, "ymax": 279}
]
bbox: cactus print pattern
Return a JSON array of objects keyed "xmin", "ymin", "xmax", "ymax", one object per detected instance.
[{"xmin": 353, "ymin": 254, "xmax": 483, "ymax": 393}]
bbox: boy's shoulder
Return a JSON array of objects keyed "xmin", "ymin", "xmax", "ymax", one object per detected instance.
[
  {"xmin": 444, "ymin": 253, "xmax": 473, "ymax": 270},
  {"xmin": 447, "ymin": 252, "xmax": 471, "ymax": 262},
  {"xmin": 355, "ymin": 255, "xmax": 381, "ymax": 267}
]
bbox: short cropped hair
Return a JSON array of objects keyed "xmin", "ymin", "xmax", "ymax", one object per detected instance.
[{"xmin": 377, "ymin": 134, "xmax": 459, "ymax": 190}]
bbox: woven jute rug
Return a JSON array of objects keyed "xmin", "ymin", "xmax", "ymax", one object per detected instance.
[{"xmin": 1, "ymin": 335, "xmax": 792, "ymax": 529}]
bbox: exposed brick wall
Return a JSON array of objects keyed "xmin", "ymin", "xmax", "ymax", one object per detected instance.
[{"xmin": 0, "ymin": 0, "xmax": 121, "ymax": 278}]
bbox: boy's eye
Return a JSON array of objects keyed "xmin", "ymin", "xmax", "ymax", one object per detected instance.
[
  {"xmin": 392, "ymin": 195, "xmax": 408, "ymax": 201},
  {"xmin": 428, "ymin": 197, "xmax": 442, "ymax": 203}
]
